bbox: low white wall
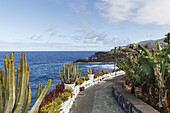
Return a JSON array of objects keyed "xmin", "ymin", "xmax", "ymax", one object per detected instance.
[{"xmin": 60, "ymin": 71, "xmax": 125, "ymax": 113}]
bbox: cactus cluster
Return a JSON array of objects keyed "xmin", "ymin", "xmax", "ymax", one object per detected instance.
[
  {"xmin": 87, "ymin": 69, "xmax": 92, "ymax": 74},
  {"xmin": 0, "ymin": 52, "xmax": 51, "ymax": 113},
  {"xmin": 59, "ymin": 62, "xmax": 81, "ymax": 84}
]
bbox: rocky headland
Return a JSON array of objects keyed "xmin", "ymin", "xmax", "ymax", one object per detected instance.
[
  {"xmin": 75, "ymin": 38, "xmax": 165, "ymax": 63},
  {"xmin": 75, "ymin": 47, "xmax": 131, "ymax": 63}
]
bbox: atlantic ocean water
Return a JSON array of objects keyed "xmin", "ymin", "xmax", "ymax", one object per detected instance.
[{"xmin": 0, "ymin": 51, "xmax": 115, "ymax": 108}]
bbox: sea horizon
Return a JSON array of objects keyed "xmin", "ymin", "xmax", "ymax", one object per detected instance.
[{"xmin": 0, "ymin": 51, "xmax": 115, "ymax": 109}]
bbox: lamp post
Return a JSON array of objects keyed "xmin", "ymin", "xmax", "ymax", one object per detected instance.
[
  {"xmin": 114, "ymin": 46, "xmax": 121, "ymax": 76},
  {"xmin": 114, "ymin": 47, "xmax": 117, "ymax": 76}
]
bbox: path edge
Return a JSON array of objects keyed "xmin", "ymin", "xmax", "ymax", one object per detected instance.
[{"xmin": 112, "ymin": 75, "xmax": 160, "ymax": 113}]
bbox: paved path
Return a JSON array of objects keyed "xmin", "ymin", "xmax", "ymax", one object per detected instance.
[{"xmin": 70, "ymin": 76, "xmax": 124, "ymax": 113}]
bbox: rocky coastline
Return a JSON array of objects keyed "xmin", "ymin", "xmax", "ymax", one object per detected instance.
[{"xmin": 75, "ymin": 48, "xmax": 132, "ymax": 63}]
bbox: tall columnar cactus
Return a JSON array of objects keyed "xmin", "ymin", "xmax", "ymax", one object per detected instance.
[
  {"xmin": 0, "ymin": 52, "xmax": 52, "ymax": 113},
  {"xmin": 87, "ymin": 69, "xmax": 92, "ymax": 74},
  {"xmin": 59, "ymin": 62, "xmax": 81, "ymax": 84}
]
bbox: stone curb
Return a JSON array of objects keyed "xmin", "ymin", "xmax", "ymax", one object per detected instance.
[{"xmin": 112, "ymin": 75, "xmax": 160, "ymax": 113}]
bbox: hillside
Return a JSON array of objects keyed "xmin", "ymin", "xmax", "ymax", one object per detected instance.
[
  {"xmin": 75, "ymin": 38, "xmax": 165, "ymax": 63},
  {"xmin": 137, "ymin": 38, "xmax": 165, "ymax": 45}
]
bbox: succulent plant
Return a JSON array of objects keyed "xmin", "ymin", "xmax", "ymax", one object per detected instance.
[
  {"xmin": 75, "ymin": 78, "xmax": 84, "ymax": 85},
  {"xmin": 85, "ymin": 76, "xmax": 89, "ymax": 81},
  {"xmin": 59, "ymin": 62, "xmax": 81, "ymax": 84},
  {"xmin": 87, "ymin": 69, "xmax": 92, "ymax": 74},
  {"xmin": 64, "ymin": 87, "xmax": 73, "ymax": 93},
  {"xmin": 0, "ymin": 52, "xmax": 51, "ymax": 113},
  {"xmin": 112, "ymin": 69, "xmax": 116, "ymax": 72},
  {"xmin": 41, "ymin": 88, "xmax": 73, "ymax": 113}
]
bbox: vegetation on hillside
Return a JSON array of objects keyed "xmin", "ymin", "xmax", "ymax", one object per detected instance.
[{"xmin": 116, "ymin": 33, "xmax": 170, "ymax": 112}]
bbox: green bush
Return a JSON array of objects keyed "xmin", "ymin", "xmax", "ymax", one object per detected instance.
[
  {"xmin": 116, "ymin": 68, "xmax": 121, "ymax": 71},
  {"xmin": 41, "ymin": 89, "xmax": 73, "ymax": 113},
  {"xmin": 40, "ymin": 103, "xmax": 53, "ymax": 112},
  {"xmin": 75, "ymin": 78, "xmax": 84, "ymax": 85},
  {"xmin": 94, "ymin": 72, "xmax": 100, "ymax": 78},
  {"xmin": 112, "ymin": 69, "xmax": 116, "ymax": 72},
  {"xmin": 85, "ymin": 76, "xmax": 89, "ymax": 81},
  {"xmin": 54, "ymin": 98, "xmax": 62, "ymax": 105},
  {"xmin": 102, "ymin": 71, "xmax": 109, "ymax": 74},
  {"xmin": 64, "ymin": 87, "xmax": 73, "ymax": 93},
  {"xmin": 81, "ymin": 77, "xmax": 86, "ymax": 81}
]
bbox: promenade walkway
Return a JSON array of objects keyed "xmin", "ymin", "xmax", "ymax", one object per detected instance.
[{"xmin": 70, "ymin": 76, "xmax": 124, "ymax": 113}]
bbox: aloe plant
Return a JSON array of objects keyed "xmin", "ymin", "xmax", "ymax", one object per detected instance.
[
  {"xmin": 0, "ymin": 52, "xmax": 52, "ymax": 113},
  {"xmin": 59, "ymin": 62, "xmax": 81, "ymax": 84}
]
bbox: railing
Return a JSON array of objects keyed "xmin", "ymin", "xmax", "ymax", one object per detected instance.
[{"xmin": 60, "ymin": 70, "xmax": 125, "ymax": 113}]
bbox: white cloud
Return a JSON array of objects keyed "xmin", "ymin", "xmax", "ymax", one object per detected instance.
[
  {"xmin": 83, "ymin": 37, "xmax": 98, "ymax": 44},
  {"xmin": 104, "ymin": 35, "xmax": 131, "ymax": 45},
  {"xmin": 74, "ymin": 28, "xmax": 108, "ymax": 44},
  {"xmin": 46, "ymin": 26, "xmax": 57, "ymax": 36},
  {"xmin": 97, "ymin": 0, "xmax": 170, "ymax": 26},
  {"xmin": 69, "ymin": 0, "xmax": 88, "ymax": 13},
  {"xmin": 28, "ymin": 35, "xmax": 42, "ymax": 40},
  {"xmin": 74, "ymin": 28, "xmax": 130, "ymax": 45},
  {"xmin": 147, "ymin": 33, "xmax": 155, "ymax": 37}
]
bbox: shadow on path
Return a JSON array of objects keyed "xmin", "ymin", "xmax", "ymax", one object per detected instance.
[{"xmin": 70, "ymin": 76, "xmax": 124, "ymax": 113}]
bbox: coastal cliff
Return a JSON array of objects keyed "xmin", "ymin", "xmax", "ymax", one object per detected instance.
[
  {"xmin": 75, "ymin": 37, "xmax": 165, "ymax": 63},
  {"xmin": 75, "ymin": 47, "xmax": 132, "ymax": 63}
]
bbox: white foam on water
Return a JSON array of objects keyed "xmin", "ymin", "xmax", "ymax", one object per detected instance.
[{"xmin": 85, "ymin": 63, "xmax": 117, "ymax": 69}]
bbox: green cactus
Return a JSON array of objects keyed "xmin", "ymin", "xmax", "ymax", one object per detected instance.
[
  {"xmin": 0, "ymin": 52, "xmax": 52, "ymax": 113},
  {"xmin": 59, "ymin": 62, "xmax": 81, "ymax": 84},
  {"xmin": 87, "ymin": 69, "xmax": 92, "ymax": 74}
]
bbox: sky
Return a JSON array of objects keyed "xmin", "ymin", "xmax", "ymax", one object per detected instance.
[{"xmin": 0, "ymin": 0, "xmax": 170, "ymax": 51}]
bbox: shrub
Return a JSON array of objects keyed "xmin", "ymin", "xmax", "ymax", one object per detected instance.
[
  {"xmin": 102, "ymin": 70, "xmax": 109, "ymax": 74},
  {"xmin": 64, "ymin": 87, "xmax": 73, "ymax": 93},
  {"xmin": 64, "ymin": 92, "xmax": 71, "ymax": 100},
  {"xmin": 81, "ymin": 76, "xmax": 89, "ymax": 81},
  {"xmin": 58, "ymin": 92, "xmax": 72, "ymax": 102},
  {"xmin": 112, "ymin": 69, "xmax": 116, "ymax": 72},
  {"xmin": 94, "ymin": 72, "xmax": 100, "ymax": 78},
  {"xmin": 75, "ymin": 78, "xmax": 84, "ymax": 85},
  {"xmin": 100, "ymin": 72, "xmax": 104, "ymax": 76},
  {"xmin": 85, "ymin": 76, "xmax": 89, "ymax": 81},
  {"xmin": 40, "ymin": 103, "xmax": 53, "ymax": 112},
  {"xmin": 75, "ymin": 80, "xmax": 80, "ymax": 85},
  {"xmin": 54, "ymin": 98, "xmax": 62, "ymax": 105},
  {"xmin": 116, "ymin": 68, "xmax": 121, "ymax": 71},
  {"xmin": 81, "ymin": 77, "xmax": 86, "ymax": 81}
]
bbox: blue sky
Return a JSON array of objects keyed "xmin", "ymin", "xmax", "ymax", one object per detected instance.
[{"xmin": 0, "ymin": 0, "xmax": 170, "ymax": 51}]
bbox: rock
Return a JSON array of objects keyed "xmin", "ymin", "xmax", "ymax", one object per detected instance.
[{"xmin": 75, "ymin": 51, "xmax": 125, "ymax": 63}]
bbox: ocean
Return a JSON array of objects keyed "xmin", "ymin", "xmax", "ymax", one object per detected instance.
[{"xmin": 0, "ymin": 51, "xmax": 115, "ymax": 108}]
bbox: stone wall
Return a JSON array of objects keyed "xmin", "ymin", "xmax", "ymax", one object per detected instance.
[{"xmin": 112, "ymin": 75, "xmax": 159, "ymax": 113}]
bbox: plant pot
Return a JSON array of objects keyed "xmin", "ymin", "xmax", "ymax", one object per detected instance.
[
  {"xmin": 64, "ymin": 83, "xmax": 75, "ymax": 89},
  {"xmin": 88, "ymin": 74, "xmax": 94, "ymax": 82}
]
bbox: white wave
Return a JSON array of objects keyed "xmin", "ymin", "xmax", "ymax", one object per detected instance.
[{"xmin": 85, "ymin": 64, "xmax": 117, "ymax": 69}]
